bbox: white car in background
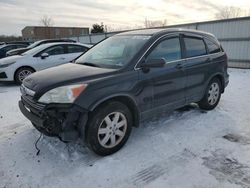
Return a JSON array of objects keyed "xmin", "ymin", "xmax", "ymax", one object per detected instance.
[{"xmin": 0, "ymin": 42, "xmax": 91, "ymax": 83}]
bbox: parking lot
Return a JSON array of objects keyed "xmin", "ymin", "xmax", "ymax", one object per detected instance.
[{"xmin": 0, "ymin": 68, "xmax": 250, "ymax": 188}]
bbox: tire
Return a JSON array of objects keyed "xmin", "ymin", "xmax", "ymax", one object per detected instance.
[
  {"xmin": 85, "ymin": 101, "xmax": 133, "ymax": 156},
  {"xmin": 14, "ymin": 67, "xmax": 35, "ymax": 84},
  {"xmin": 198, "ymin": 78, "xmax": 222, "ymax": 110}
]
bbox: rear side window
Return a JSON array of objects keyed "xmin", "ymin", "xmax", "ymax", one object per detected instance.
[
  {"xmin": 67, "ymin": 45, "xmax": 87, "ymax": 53},
  {"xmin": 184, "ymin": 37, "xmax": 207, "ymax": 58},
  {"xmin": 204, "ymin": 38, "xmax": 221, "ymax": 54},
  {"xmin": 147, "ymin": 37, "xmax": 181, "ymax": 62}
]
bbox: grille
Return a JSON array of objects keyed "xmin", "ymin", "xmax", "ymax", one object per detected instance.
[{"xmin": 0, "ymin": 72, "xmax": 7, "ymax": 78}]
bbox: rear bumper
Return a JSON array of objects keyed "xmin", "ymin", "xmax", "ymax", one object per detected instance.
[{"xmin": 19, "ymin": 98, "xmax": 88, "ymax": 142}]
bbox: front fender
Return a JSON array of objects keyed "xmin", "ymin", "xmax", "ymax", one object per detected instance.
[
  {"xmin": 89, "ymin": 93, "xmax": 138, "ymax": 111},
  {"xmin": 87, "ymin": 93, "xmax": 140, "ymax": 127}
]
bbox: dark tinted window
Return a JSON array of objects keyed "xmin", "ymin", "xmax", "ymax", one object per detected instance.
[
  {"xmin": 15, "ymin": 44, "xmax": 26, "ymax": 48},
  {"xmin": 67, "ymin": 45, "xmax": 87, "ymax": 53},
  {"xmin": 2, "ymin": 45, "xmax": 16, "ymax": 53},
  {"xmin": 147, "ymin": 37, "xmax": 181, "ymax": 62},
  {"xmin": 43, "ymin": 45, "xmax": 65, "ymax": 55},
  {"xmin": 184, "ymin": 37, "xmax": 207, "ymax": 58},
  {"xmin": 204, "ymin": 38, "xmax": 221, "ymax": 54}
]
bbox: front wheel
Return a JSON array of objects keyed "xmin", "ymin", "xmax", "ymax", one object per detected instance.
[
  {"xmin": 85, "ymin": 101, "xmax": 132, "ymax": 156},
  {"xmin": 198, "ymin": 78, "xmax": 222, "ymax": 110},
  {"xmin": 14, "ymin": 67, "xmax": 34, "ymax": 84}
]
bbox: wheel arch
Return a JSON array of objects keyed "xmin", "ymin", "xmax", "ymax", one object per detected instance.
[
  {"xmin": 14, "ymin": 66, "xmax": 36, "ymax": 81},
  {"xmin": 89, "ymin": 94, "xmax": 140, "ymax": 127},
  {"xmin": 208, "ymin": 73, "xmax": 225, "ymax": 93}
]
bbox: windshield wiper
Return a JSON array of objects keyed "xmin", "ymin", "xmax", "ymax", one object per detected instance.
[{"xmin": 81, "ymin": 62, "xmax": 100, "ymax": 67}]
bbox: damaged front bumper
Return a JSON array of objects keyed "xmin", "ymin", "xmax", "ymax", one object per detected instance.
[{"xmin": 19, "ymin": 96, "xmax": 88, "ymax": 142}]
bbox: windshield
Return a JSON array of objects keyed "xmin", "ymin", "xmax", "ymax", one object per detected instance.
[
  {"xmin": 75, "ymin": 35, "xmax": 151, "ymax": 68},
  {"xmin": 27, "ymin": 41, "xmax": 41, "ymax": 48},
  {"xmin": 22, "ymin": 44, "xmax": 47, "ymax": 55}
]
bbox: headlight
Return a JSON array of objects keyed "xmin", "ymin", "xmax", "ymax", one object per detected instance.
[
  {"xmin": 0, "ymin": 61, "xmax": 16, "ymax": 68},
  {"xmin": 38, "ymin": 84, "xmax": 88, "ymax": 104}
]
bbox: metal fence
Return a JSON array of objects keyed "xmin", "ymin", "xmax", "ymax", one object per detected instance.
[{"xmin": 70, "ymin": 17, "xmax": 250, "ymax": 68}]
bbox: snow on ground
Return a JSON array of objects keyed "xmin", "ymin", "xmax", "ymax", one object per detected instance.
[{"xmin": 0, "ymin": 68, "xmax": 250, "ymax": 188}]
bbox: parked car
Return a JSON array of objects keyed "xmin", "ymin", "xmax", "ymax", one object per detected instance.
[
  {"xmin": 19, "ymin": 28, "xmax": 229, "ymax": 156},
  {"xmin": 5, "ymin": 41, "xmax": 31, "ymax": 46},
  {"xmin": 0, "ymin": 44, "xmax": 29, "ymax": 59},
  {"xmin": 0, "ymin": 42, "xmax": 91, "ymax": 83},
  {"xmin": 6, "ymin": 39, "xmax": 76, "ymax": 56}
]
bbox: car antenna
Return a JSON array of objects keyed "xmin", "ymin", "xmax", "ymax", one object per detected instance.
[{"xmin": 34, "ymin": 133, "xmax": 43, "ymax": 156}]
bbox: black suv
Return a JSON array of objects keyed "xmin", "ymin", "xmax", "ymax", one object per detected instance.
[{"xmin": 19, "ymin": 28, "xmax": 229, "ymax": 156}]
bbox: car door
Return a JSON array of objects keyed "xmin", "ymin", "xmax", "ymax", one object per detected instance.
[
  {"xmin": 181, "ymin": 34, "xmax": 210, "ymax": 103},
  {"xmin": 34, "ymin": 44, "xmax": 67, "ymax": 70},
  {"xmin": 64, "ymin": 44, "xmax": 89, "ymax": 62},
  {"xmin": 138, "ymin": 34, "xmax": 186, "ymax": 113}
]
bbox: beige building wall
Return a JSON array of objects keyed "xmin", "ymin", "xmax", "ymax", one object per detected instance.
[{"xmin": 22, "ymin": 26, "xmax": 89, "ymax": 41}]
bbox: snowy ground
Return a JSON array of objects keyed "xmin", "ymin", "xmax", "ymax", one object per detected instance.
[{"xmin": 0, "ymin": 68, "xmax": 250, "ymax": 188}]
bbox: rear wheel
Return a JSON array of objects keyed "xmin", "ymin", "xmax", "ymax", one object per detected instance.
[
  {"xmin": 15, "ymin": 67, "xmax": 34, "ymax": 84},
  {"xmin": 198, "ymin": 78, "xmax": 222, "ymax": 110},
  {"xmin": 85, "ymin": 101, "xmax": 132, "ymax": 156}
]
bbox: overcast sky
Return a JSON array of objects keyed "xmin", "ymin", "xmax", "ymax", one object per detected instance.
[{"xmin": 0, "ymin": 0, "xmax": 250, "ymax": 36}]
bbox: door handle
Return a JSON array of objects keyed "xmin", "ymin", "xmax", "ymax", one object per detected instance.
[
  {"xmin": 59, "ymin": 57, "xmax": 66, "ymax": 60},
  {"xmin": 175, "ymin": 63, "xmax": 183, "ymax": 69}
]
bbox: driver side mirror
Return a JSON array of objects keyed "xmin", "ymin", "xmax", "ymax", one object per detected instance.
[
  {"xmin": 41, "ymin": 53, "xmax": 49, "ymax": 59},
  {"xmin": 140, "ymin": 58, "xmax": 166, "ymax": 68}
]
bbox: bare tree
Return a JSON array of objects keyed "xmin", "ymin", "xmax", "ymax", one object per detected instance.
[
  {"xmin": 215, "ymin": 6, "xmax": 242, "ymax": 19},
  {"xmin": 0, "ymin": 35, "xmax": 22, "ymax": 42},
  {"xmin": 40, "ymin": 15, "xmax": 54, "ymax": 27},
  {"xmin": 145, "ymin": 18, "xmax": 167, "ymax": 28}
]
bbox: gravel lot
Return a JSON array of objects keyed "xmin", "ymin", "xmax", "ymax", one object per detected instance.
[{"xmin": 0, "ymin": 68, "xmax": 250, "ymax": 188}]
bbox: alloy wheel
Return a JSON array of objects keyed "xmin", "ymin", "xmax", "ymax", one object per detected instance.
[
  {"xmin": 18, "ymin": 70, "xmax": 32, "ymax": 82},
  {"xmin": 98, "ymin": 112, "xmax": 127, "ymax": 148},
  {"xmin": 208, "ymin": 82, "xmax": 220, "ymax": 105}
]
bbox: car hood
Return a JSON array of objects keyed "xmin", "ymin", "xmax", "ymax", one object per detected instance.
[
  {"xmin": 0, "ymin": 55, "xmax": 23, "ymax": 65},
  {"xmin": 23, "ymin": 63, "xmax": 117, "ymax": 95}
]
